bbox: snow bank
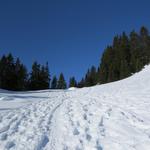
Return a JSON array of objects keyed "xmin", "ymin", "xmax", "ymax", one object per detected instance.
[{"xmin": 0, "ymin": 66, "xmax": 150, "ymax": 150}]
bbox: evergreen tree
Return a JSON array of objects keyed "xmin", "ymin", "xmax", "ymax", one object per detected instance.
[
  {"xmin": 28, "ymin": 62, "xmax": 50, "ymax": 90},
  {"xmin": 0, "ymin": 55, "xmax": 7, "ymax": 89},
  {"xmin": 28, "ymin": 61, "xmax": 41, "ymax": 90},
  {"xmin": 0, "ymin": 54, "xmax": 28, "ymax": 91},
  {"xmin": 130, "ymin": 30, "xmax": 142, "ymax": 72},
  {"xmin": 84, "ymin": 69, "xmax": 91, "ymax": 86},
  {"xmin": 99, "ymin": 46, "xmax": 114, "ymax": 83},
  {"xmin": 14, "ymin": 58, "xmax": 28, "ymax": 90},
  {"xmin": 84, "ymin": 66, "xmax": 98, "ymax": 86},
  {"xmin": 69, "ymin": 77, "xmax": 77, "ymax": 87},
  {"xmin": 1, "ymin": 26, "xmax": 150, "ymax": 90},
  {"xmin": 119, "ymin": 32, "xmax": 131, "ymax": 79},
  {"xmin": 40, "ymin": 62, "xmax": 50, "ymax": 89},
  {"xmin": 140, "ymin": 26, "xmax": 150, "ymax": 65},
  {"xmin": 77, "ymin": 78, "xmax": 85, "ymax": 88},
  {"xmin": 57, "ymin": 73, "xmax": 67, "ymax": 89},
  {"xmin": 90, "ymin": 66, "xmax": 98, "ymax": 85},
  {"xmin": 51, "ymin": 75, "xmax": 57, "ymax": 89},
  {"xmin": 98, "ymin": 26, "xmax": 150, "ymax": 85},
  {"xmin": 2, "ymin": 53, "xmax": 16, "ymax": 90}
]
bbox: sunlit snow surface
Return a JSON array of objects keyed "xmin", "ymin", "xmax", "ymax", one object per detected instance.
[{"xmin": 0, "ymin": 66, "xmax": 150, "ymax": 150}]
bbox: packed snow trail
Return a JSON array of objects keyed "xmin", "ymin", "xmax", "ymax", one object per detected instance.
[{"xmin": 1, "ymin": 66, "xmax": 150, "ymax": 150}]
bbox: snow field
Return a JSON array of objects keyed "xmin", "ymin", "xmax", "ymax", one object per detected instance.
[{"xmin": 0, "ymin": 66, "xmax": 150, "ymax": 149}]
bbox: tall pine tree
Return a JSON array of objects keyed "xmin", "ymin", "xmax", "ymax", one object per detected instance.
[
  {"xmin": 51, "ymin": 75, "xmax": 57, "ymax": 89},
  {"xmin": 28, "ymin": 62, "xmax": 50, "ymax": 90},
  {"xmin": 69, "ymin": 77, "xmax": 77, "ymax": 87},
  {"xmin": 57, "ymin": 73, "xmax": 67, "ymax": 89}
]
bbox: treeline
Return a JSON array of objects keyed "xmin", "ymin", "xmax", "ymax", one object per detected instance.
[
  {"xmin": 78, "ymin": 26, "xmax": 150, "ymax": 86},
  {"xmin": 0, "ymin": 54, "xmax": 49, "ymax": 90},
  {"xmin": 98, "ymin": 26, "xmax": 150, "ymax": 83},
  {"xmin": 0, "ymin": 54, "xmax": 69, "ymax": 91},
  {"xmin": 0, "ymin": 54, "xmax": 28, "ymax": 91},
  {"xmin": 1, "ymin": 26, "xmax": 150, "ymax": 90}
]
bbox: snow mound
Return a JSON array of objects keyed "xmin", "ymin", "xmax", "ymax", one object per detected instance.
[
  {"xmin": 0, "ymin": 65, "xmax": 150, "ymax": 150},
  {"xmin": 68, "ymin": 87, "xmax": 78, "ymax": 91}
]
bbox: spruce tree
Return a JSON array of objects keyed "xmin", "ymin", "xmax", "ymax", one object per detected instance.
[
  {"xmin": 140, "ymin": 26, "xmax": 150, "ymax": 65},
  {"xmin": 29, "ymin": 62, "xmax": 50, "ymax": 90},
  {"xmin": 57, "ymin": 73, "xmax": 67, "ymax": 89},
  {"xmin": 98, "ymin": 26, "xmax": 150, "ymax": 85},
  {"xmin": 0, "ymin": 55, "xmax": 7, "ymax": 89},
  {"xmin": 69, "ymin": 77, "xmax": 77, "ymax": 87},
  {"xmin": 51, "ymin": 75, "xmax": 57, "ymax": 89},
  {"xmin": 84, "ymin": 66, "xmax": 98, "ymax": 86},
  {"xmin": 40, "ymin": 62, "xmax": 50, "ymax": 89},
  {"xmin": 28, "ymin": 61, "xmax": 40, "ymax": 90},
  {"xmin": 130, "ymin": 30, "xmax": 142, "ymax": 72},
  {"xmin": 4, "ymin": 53, "xmax": 16, "ymax": 90},
  {"xmin": 14, "ymin": 58, "xmax": 28, "ymax": 90},
  {"xmin": 0, "ymin": 54, "xmax": 28, "ymax": 91},
  {"xmin": 119, "ymin": 32, "xmax": 131, "ymax": 79},
  {"xmin": 77, "ymin": 78, "xmax": 85, "ymax": 88}
]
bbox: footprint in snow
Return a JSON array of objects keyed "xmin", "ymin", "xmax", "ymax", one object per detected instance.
[
  {"xmin": 120, "ymin": 111, "xmax": 129, "ymax": 119},
  {"xmin": 85, "ymin": 127, "xmax": 89, "ymax": 132},
  {"xmin": 96, "ymin": 140, "xmax": 103, "ymax": 150},
  {"xmin": 0, "ymin": 116, "xmax": 2, "ymax": 122},
  {"xmin": 89, "ymin": 113, "xmax": 93, "ymax": 116},
  {"xmin": 73, "ymin": 128, "xmax": 80, "ymax": 135},
  {"xmin": 36, "ymin": 135, "xmax": 49, "ymax": 150},
  {"xmin": 99, "ymin": 117, "xmax": 104, "ymax": 127},
  {"xmin": 83, "ymin": 105, "xmax": 88, "ymax": 112},
  {"xmin": 132, "ymin": 114, "xmax": 144, "ymax": 123},
  {"xmin": 79, "ymin": 139, "xmax": 83, "ymax": 144},
  {"xmin": 85, "ymin": 127, "xmax": 92, "ymax": 141},
  {"xmin": 106, "ymin": 108, "xmax": 112, "ymax": 117},
  {"xmin": 0, "ymin": 125, "xmax": 10, "ymax": 134},
  {"xmin": 5, "ymin": 141, "xmax": 15, "ymax": 149},
  {"xmin": 0, "ymin": 133, "xmax": 8, "ymax": 141},
  {"xmin": 76, "ymin": 121, "xmax": 80, "ymax": 127},
  {"xmin": 63, "ymin": 145, "xmax": 68, "ymax": 150},
  {"xmin": 86, "ymin": 134, "xmax": 92, "ymax": 141},
  {"xmin": 83, "ymin": 114, "xmax": 88, "ymax": 120},
  {"xmin": 99, "ymin": 117, "xmax": 105, "ymax": 137},
  {"xmin": 6, "ymin": 113, "xmax": 14, "ymax": 119},
  {"xmin": 75, "ymin": 146, "xmax": 82, "ymax": 150}
]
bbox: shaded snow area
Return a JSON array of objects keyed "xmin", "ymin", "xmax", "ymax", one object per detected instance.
[{"xmin": 1, "ymin": 66, "xmax": 150, "ymax": 150}]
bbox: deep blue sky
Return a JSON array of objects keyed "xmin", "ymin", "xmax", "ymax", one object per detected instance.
[{"xmin": 0, "ymin": 0, "xmax": 150, "ymax": 82}]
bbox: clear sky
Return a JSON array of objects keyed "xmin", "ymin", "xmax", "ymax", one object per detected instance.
[{"xmin": 0, "ymin": 0, "xmax": 150, "ymax": 82}]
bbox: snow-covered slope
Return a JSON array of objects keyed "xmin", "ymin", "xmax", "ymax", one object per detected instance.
[{"xmin": 0, "ymin": 66, "xmax": 150, "ymax": 150}]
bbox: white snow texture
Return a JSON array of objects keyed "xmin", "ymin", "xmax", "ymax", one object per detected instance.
[{"xmin": 0, "ymin": 65, "xmax": 150, "ymax": 150}]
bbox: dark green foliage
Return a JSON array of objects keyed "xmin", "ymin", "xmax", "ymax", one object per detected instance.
[
  {"xmin": 0, "ymin": 54, "xmax": 28, "ymax": 91},
  {"xmin": 129, "ymin": 30, "xmax": 141, "ymax": 72},
  {"xmin": 51, "ymin": 75, "xmax": 57, "ymax": 89},
  {"xmin": 77, "ymin": 66, "xmax": 98, "ymax": 87},
  {"xmin": 0, "ymin": 55, "xmax": 7, "ymax": 88},
  {"xmin": 28, "ymin": 62, "xmax": 50, "ymax": 90},
  {"xmin": 40, "ymin": 62, "xmax": 50, "ymax": 89},
  {"xmin": 14, "ymin": 58, "xmax": 28, "ymax": 90},
  {"xmin": 1, "ymin": 26, "xmax": 150, "ymax": 90},
  {"xmin": 77, "ymin": 26, "xmax": 150, "ymax": 87},
  {"xmin": 69, "ymin": 77, "xmax": 77, "ymax": 87},
  {"xmin": 98, "ymin": 26, "xmax": 150, "ymax": 84},
  {"xmin": 77, "ymin": 78, "xmax": 85, "ymax": 88},
  {"xmin": 99, "ymin": 34, "xmax": 131, "ymax": 83},
  {"xmin": 57, "ymin": 73, "xmax": 67, "ymax": 89},
  {"xmin": 0, "ymin": 54, "xmax": 50, "ymax": 91},
  {"xmin": 84, "ymin": 66, "xmax": 98, "ymax": 86},
  {"xmin": 28, "ymin": 62, "xmax": 41, "ymax": 90}
]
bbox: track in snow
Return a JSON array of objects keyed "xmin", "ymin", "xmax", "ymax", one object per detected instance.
[
  {"xmin": 1, "ymin": 66, "xmax": 150, "ymax": 150},
  {"xmin": 0, "ymin": 91, "xmax": 69, "ymax": 150}
]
